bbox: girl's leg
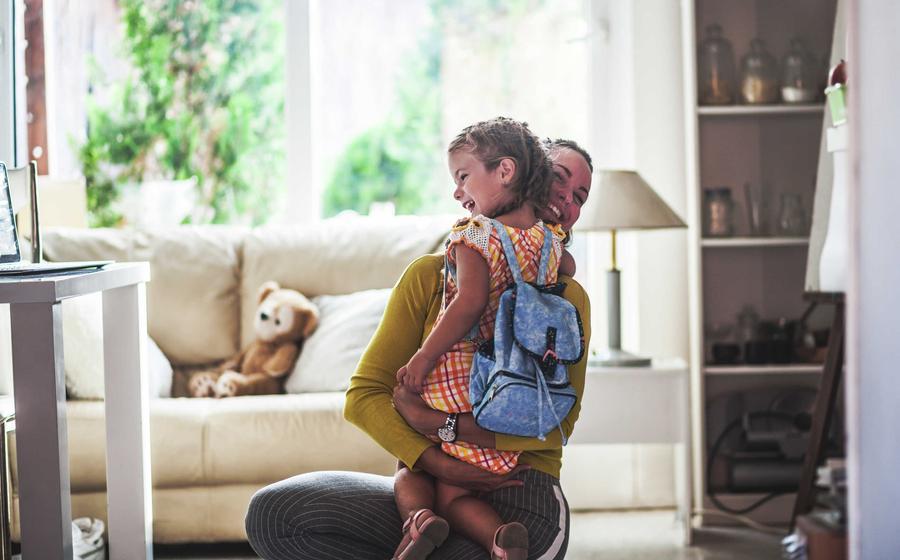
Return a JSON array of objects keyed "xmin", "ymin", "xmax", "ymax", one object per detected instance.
[
  {"xmin": 429, "ymin": 469, "xmax": 570, "ymax": 560},
  {"xmin": 245, "ymin": 470, "xmax": 401, "ymax": 560},
  {"xmin": 393, "ymin": 463, "xmax": 450, "ymax": 559},
  {"xmin": 394, "ymin": 462, "xmax": 436, "ymax": 519},
  {"xmin": 434, "ymin": 480, "xmax": 503, "ymax": 553}
]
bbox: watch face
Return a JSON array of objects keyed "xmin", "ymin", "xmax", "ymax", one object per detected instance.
[{"xmin": 437, "ymin": 426, "xmax": 456, "ymax": 443}]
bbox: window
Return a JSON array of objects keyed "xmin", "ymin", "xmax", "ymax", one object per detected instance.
[
  {"xmin": 33, "ymin": 0, "xmax": 592, "ymax": 225},
  {"xmin": 307, "ymin": 0, "xmax": 591, "ymax": 218}
]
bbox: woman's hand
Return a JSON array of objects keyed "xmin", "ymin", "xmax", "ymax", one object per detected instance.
[
  {"xmin": 415, "ymin": 446, "xmax": 530, "ymax": 493},
  {"xmin": 393, "ymin": 385, "xmax": 441, "ymax": 439}
]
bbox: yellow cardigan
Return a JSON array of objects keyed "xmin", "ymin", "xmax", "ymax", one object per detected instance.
[{"xmin": 343, "ymin": 254, "xmax": 591, "ymax": 479}]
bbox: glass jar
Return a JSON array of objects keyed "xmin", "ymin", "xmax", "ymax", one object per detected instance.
[
  {"xmin": 736, "ymin": 305, "xmax": 760, "ymax": 346},
  {"xmin": 703, "ymin": 187, "xmax": 735, "ymax": 237},
  {"xmin": 698, "ymin": 24, "xmax": 736, "ymax": 105},
  {"xmin": 781, "ymin": 37, "xmax": 821, "ymax": 103},
  {"xmin": 740, "ymin": 39, "xmax": 779, "ymax": 104},
  {"xmin": 776, "ymin": 193, "xmax": 808, "ymax": 236}
]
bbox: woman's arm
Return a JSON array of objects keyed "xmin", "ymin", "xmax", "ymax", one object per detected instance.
[
  {"xmin": 413, "ymin": 446, "xmax": 528, "ymax": 492},
  {"xmin": 343, "ymin": 256, "xmax": 443, "ymax": 470},
  {"xmin": 398, "ymin": 245, "xmax": 489, "ymax": 390},
  {"xmin": 393, "ymin": 384, "xmax": 497, "ymax": 448}
]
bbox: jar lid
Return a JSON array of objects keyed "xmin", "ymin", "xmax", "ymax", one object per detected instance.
[{"xmin": 705, "ymin": 186, "xmax": 731, "ymax": 195}]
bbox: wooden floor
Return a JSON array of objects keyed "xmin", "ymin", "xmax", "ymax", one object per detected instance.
[{"xmin": 152, "ymin": 510, "xmax": 785, "ymax": 559}]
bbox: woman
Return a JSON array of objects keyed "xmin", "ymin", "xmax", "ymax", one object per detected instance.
[{"xmin": 245, "ymin": 139, "xmax": 594, "ymax": 560}]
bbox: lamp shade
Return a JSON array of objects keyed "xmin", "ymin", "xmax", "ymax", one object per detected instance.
[{"xmin": 575, "ymin": 170, "xmax": 686, "ymax": 231}]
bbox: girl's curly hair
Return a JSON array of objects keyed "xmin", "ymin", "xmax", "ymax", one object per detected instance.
[{"xmin": 448, "ymin": 117, "xmax": 552, "ymax": 217}]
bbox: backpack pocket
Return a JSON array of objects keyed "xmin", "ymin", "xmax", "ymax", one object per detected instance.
[{"xmin": 472, "ymin": 374, "xmax": 577, "ymax": 439}]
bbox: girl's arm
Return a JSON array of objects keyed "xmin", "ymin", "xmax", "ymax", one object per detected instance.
[{"xmin": 397, "ymin": 244, "xmax": 489, "ymax": 390}]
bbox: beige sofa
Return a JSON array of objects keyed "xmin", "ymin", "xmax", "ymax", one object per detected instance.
[{"xmin": 6, "ymin": 215, "xmax": 453, "ymax": 543}]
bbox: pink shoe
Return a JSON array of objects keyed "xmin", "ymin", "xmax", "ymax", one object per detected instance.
[
  {"xmin": 491, "ymin": 522, "xmax": 528, "ymax": 560},
  {"xmin": 392, "ymin": 509, "xmax": 450, "ymax": 560}
]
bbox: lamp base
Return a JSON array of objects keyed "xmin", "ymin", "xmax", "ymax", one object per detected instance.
[{"xmin": 590, "ymin": 347, "xmax": 652, "ymax": 368}]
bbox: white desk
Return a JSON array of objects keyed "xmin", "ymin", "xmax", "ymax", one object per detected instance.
[
  {"xmin": 568, "ymin": 359, "xmax": 692, "ymax": 545},
  {"xmin": 0, "ymin": 263, "xmax": 152, "ymax": 559}
]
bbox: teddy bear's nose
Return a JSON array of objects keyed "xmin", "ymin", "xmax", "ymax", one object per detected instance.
[{"xmin": 259, "ymin": 312, "xmax": 270, "ymax": 321}]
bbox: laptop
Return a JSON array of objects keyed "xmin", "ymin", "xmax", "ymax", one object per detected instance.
[{"xmin": 0, "ymin": 162, "xmax": 111, "ymax": 276}]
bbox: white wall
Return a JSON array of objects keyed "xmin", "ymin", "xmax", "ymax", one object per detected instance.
[
  {"xmin": 587, "ymin": 0, "xmax": 689, "ymax": 361},
  {"xmin": 562, "ymin": 0, "xmax": 688, "ymax": 511},
  {"xmin": 848, "ymin": 0, "xmax": 900, "ymax": 556},
  {"xmin": 632, "ymin": 0, "xmax": 689, "ymax": 361}
]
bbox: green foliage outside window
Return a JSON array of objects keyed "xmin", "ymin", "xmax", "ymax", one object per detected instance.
[
  {"xmin": 322, "ymin": 0, "xmax": 543, "ymax": 217},
  {"xmin": 78, "ymin": 0, "xmax": 284, "ymax": 226},
  {"xmin": 322, "ymin": 10, "xmax": 443, "ymax": 217}
]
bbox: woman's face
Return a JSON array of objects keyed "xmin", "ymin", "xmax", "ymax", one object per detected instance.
[{"xmin": 542, "ymin": 148, "xmax": 592, "ymax": 231}]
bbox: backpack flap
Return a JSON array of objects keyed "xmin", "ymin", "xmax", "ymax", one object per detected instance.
[{"xmin": 511, "ymin": 282, "xmax": 585, "ymax": 368}]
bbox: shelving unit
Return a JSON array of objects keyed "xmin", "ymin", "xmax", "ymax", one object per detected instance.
[
  {"xmin": 681, "ymin": 0, "xmax": 839, "ymax": 528},
  {"xmin": 704, "ymin": 364, "xmax": 823, "ymax": 376},
  {"xmin": 698, "ymin": 104, "xmax": 824, "ymax": 117},
  {"xmin": 701, "ymin": 237, "xmax": 809, "ymax": 248}
]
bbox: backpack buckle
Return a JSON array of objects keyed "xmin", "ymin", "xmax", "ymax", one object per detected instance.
[{"xmin": 541, "ymin": 348, "xmax": 559, "ymax": 376}]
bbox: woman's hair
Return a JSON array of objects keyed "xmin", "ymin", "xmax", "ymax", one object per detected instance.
[
  {"xmin": 448, "ymin": 117, "xmax": 552, "ymax": 215},
  {"xmin": 542, "ymin": 137, "xmax": 594, "ymax": 173}
]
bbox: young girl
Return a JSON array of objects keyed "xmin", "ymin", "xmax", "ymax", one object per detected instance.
[{"xmin": 391, "ymin": 117, "xmax": 570, "ymax": 560}]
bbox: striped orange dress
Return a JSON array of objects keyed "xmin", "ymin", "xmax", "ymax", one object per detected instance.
[{"xmin": 422, "ymin": 216, "xmax": 564, "ymax": 474}]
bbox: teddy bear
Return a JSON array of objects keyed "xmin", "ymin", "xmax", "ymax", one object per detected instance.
[{"xmin": 188, "ymin": 281, "xmax": 319, "ymax": 398}]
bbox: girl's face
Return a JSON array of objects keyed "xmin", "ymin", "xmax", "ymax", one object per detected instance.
[
  {"xmin": 449, "ymin": 149, "xmax": 515, "ymax": 217},
  {"xmin": 541, "ymin": 148, "xmax": 592, "ymax": 231}
]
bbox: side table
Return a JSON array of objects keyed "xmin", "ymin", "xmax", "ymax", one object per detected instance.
[
  {"xmin": 0, "ymin": 263, "xmax": 152, "ymax": 559},
  {"xmin": 568, "ymin": 359, "xmax": 692, "ymax": 545},
  {"xmin": 0, "ymin": 395, "xmax": 13, "ymax": 560}
]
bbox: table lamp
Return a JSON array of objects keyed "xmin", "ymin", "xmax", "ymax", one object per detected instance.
[{"xmin": 575, "ymin": 170, "xmax": 686, "ymax": 366}]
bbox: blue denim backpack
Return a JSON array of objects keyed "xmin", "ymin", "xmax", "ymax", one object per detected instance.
[{"xmin": 465, "ymin": 219, "xmax": 584, "ymax": 442}]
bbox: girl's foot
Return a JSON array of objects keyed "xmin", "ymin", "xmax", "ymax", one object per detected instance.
[
  {"xmin": 392, "ymin": 509, "xmax": 450, "ymax": 560},
  {"xmin": 491, "ymin": 522, "xmax": 528, "ymax": 560}
]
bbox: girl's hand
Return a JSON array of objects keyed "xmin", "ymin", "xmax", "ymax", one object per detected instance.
[
  {"xmin": 415, "ymin": 446, "xmax": 530, "ymax": 493},
  {"xmin": 396, "ymin": 351, "xmax": 436, "ymax": 392}
]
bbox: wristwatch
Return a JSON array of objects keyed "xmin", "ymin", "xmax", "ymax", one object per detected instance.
[{"xmin": 437, "ymin": 413, "xmax": 459, "ymax": 443}]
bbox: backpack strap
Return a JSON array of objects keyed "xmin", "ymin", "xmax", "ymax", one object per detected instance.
[
  {"xmin": 491, "ymin": 219, "xmax": 525, "ymax": 285},
  {"xmin": 494, "ymin": 220, "xmax": 555, "ymax": 287},
  {"xmin": 532, "ymin": 356, "xmax": 569, "ymax": 445},
  {"xmin": 536, "ymin": 224, "xmax": 554, "ymax": 285}
]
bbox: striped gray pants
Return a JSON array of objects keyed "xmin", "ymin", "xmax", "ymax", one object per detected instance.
[{"xmin": 245, "ymin": 469, "xmax": 570, "ymax": 559}]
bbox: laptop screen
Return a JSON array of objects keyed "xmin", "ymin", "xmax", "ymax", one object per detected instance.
[{"xmin": 0, "ymin": 163, "xmax": 22, "ymax": 264}]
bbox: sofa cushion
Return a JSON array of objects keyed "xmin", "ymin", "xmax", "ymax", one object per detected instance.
[
  {"xmin": 285, "ymin": 289, "xmax": 391, "ymax": 393},
  {"xmin": 30, "ymin": 394, "xmax": 395, "ymax": 492},
  {"xmin": 43, "ymin": 226, "xmax": 244, "ymax": 365},
  {"xmin": 61, "ymin": 293, "xmax": 173, "ymax": 399},
  {"xmin": 203, "ymin": 393, "xmax": 395, "ymax": 484},
  {"xmin": 13, "ymin": 399, "xmax": 210, "ymax": 492},
  {"xmin": 240, "ymin": 215, "xmax": 450, "ymax": 347}
]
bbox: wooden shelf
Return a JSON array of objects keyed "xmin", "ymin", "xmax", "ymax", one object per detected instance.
[
  {"xmin": 704, "ymin": 364, "xmax": 824, "ymax": 376},
  {"xmin": 702, "ymin": 237, "xmax": 809, "ymax": 248},
  {"xmin": 701, "ymin": 492, "xmax": 797, "ymax": 526},
  {"xmin": 698, "ymin": 104, "xmax": 825, "ymax": 117}
]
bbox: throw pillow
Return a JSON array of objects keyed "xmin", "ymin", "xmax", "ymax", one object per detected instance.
[
  {"xmin": 286, "ymin": 289, "xmax": 391, "ymax": 393},
  {"xmin": 62, "ymin": 293, "xmax": 173, "ymax": 399}
]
